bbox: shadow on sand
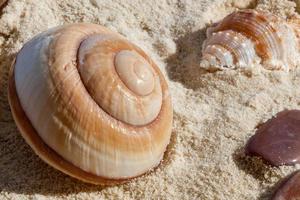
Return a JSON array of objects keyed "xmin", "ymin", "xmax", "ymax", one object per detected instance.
[{"xmin": 165, "ymin": 27, "xmax": 211, "ymax": 90}]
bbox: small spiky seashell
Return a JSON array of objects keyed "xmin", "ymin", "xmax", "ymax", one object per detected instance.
[
  {"xmin": 200, "ymin": 9, "xmax": 300, "ymax": 70},
  {"xmin": 8, "ymin": 23, "xmax": 173, "ymax": 185}
]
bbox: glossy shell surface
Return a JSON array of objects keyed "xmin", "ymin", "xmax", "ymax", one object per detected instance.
[{"xmin": 8, "ymin": 23, "xmax": 173, "ymax": 185}]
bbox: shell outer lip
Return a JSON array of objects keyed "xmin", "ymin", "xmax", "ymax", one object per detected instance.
[{"xmin": 7, "ymin": 58, "xmax": 167, "ymax": 185}]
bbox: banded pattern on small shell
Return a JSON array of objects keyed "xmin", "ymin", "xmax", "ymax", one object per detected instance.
[
  {"xmin": 202, "ymin": 30, "xmax": 259, "ymax": 68},
  {"xmin": 200, "ymin": 9, "xmax": 300, "ymax": 70}
]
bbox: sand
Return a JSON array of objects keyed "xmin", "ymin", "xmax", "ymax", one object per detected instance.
[{"xmin": 1, "ymin": 0, "xmax": 300, "ymax": 199}]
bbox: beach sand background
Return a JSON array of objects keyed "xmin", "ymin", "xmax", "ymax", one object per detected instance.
[{"xmin": 1, "ymin": 0, "xmax": 300, "ymax": 199}]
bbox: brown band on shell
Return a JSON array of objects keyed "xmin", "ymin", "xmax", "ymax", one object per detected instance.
[{"xmin": 8, "ymin": 63, "xmax": 127, "ymax": 185}]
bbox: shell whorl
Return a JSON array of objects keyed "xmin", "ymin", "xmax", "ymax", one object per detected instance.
[
  {"xmin": 77, "ymin": 34, "xmax": 162, "ymax": 126},
  {"xmin": 9, "ymin": 23, "xmax": 173, "ymax": 184},
  {"xmin": 201, "ymin": 9, "xmax": 300, "ymax": 70}
]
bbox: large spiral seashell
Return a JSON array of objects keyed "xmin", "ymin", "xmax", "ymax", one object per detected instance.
[
  {"xmin": 8, "ymin": 23, "xmax": 173, "ymax": 185},
  {"xmin": 200, "ymin": 9, "xmax": 300, "ymax": 70}
]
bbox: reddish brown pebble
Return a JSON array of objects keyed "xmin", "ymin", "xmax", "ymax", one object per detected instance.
[
  {"xmin": 246, "ymin": 110, "xmax": 300, "ymax": 166},
  {"xmin": 272, "ymin": 171, "xmax": 300, "ymax": 200}
]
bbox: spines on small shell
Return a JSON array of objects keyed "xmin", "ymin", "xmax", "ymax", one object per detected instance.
[{"xmin": 200, "ymin": 9, "xmax": 300, "ymax": 71}]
